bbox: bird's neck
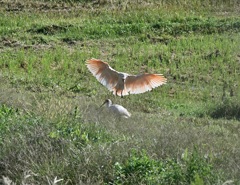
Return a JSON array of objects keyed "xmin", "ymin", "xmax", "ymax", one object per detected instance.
[{"xmin": 106, "ymin": 101, "xmax": 112, "ymax": 107}]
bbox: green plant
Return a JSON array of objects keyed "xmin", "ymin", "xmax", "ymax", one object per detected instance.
[
  {"xmin": 113, "ymin": 148, "xmax": 219, "ymax": 184},
  {"xmin": 209, "ymin": 98, "xmax": 240, "ymax": 120},
  {"xmin": 0, "ymin": 104, "xmax": 16, "ymax": 118},
  {"xmin": 49, "ymin": 121, "xmax": 114, "ymax": 148}
]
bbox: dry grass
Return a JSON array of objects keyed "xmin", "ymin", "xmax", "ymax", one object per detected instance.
[{"xmin": 1, "ymin": 85, "xmax": 239, "ymax": 183}]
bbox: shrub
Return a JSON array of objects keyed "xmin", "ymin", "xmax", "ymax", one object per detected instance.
[
  {"xmin": 112, "ymin": 148, "xmax": 219, "ymax": 184},
  {"xmin": 209, "ymin": 98, "xmax": 240, "ymax": 120}
]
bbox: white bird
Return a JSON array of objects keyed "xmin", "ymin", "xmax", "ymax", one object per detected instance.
[
  {"xmin": 86, "ymin": 58, "xmax": 167, "ymax": 97},
  {"xmin": 100, "ymin": 99, "xmax": 131, "ymax": 118}
]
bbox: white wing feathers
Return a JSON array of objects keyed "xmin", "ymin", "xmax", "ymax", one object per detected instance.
[
  {"xmin": 86, "ymin": 58, "xmax": 167, "ymax": 96},
  {"xmin": 125, "ymin": 74, "xmax": 167, "ymax": 95},
  {"xmin": 86, "ymin": 59, "xmax": 119, "ymax": 91}
]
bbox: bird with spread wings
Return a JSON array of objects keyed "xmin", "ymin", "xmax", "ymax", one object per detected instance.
[{"xmin": 86, "ymin": 58, "xmax": 167, "ymax": 97}]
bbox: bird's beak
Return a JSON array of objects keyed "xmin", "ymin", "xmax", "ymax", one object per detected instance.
[{"xmin": 100, "ymin": 101, "xmax": 106, "ymax": 108}]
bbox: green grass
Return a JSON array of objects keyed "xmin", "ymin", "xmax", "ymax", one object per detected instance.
[
  {"xmin": 0, "ymin": 0, "xmax": 240, "ymax": 184},
  {"xmin": 113, "ymin": 148, "xmax": 219, "ymax": 184}
]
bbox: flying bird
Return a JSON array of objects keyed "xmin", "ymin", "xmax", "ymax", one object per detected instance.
[
  {"xmin": 100, "ymin": 99, "xmax": 131, "ymax": 118},
  {"xmin": 86, "ymin": 58, "xmax": 167, "ymax": 97}
]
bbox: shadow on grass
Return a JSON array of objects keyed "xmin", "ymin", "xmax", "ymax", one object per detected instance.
[{"xmin": 209, "ymin": 100, "xmax": 240, "ymax": 120}]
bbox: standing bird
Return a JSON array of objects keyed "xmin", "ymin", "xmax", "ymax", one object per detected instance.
[
  {"xmin": 100, "ymin": 99, "xmax": 131, "ymax": 118},
  {"xmin": 86, "ymin": 58, "xmax": 167, "ymax": 97}
]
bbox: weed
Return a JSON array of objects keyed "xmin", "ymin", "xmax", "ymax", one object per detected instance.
[
  {"xmin": 209, "ymin": 98, "xmax": 240, "ymax": 120},
  {"xmin": 113, "ymin": 148, "xmax": 219, "ymax": 184},
  {"xmin": 49, "ymin": 120, "xmax": 114, "ymax": 148}
]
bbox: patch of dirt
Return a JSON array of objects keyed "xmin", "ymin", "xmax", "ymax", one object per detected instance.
[
  {"xmin": 0, "ymin": 37, "xmax": 22, "ymax": 47},
  {"xmin": 0, "ymin": 37, "xmax": 54, "ymax": 52},
  {"xmin": 0, "ymin": 0, "xmax": 74, "ymax": 12},
  {"xmin": 28, "ymin": 24, "xmax": 73, "ymax": 35},
  {"xmin": 202, "ymin": 49, "xmax": 221, "ymax": 60}
]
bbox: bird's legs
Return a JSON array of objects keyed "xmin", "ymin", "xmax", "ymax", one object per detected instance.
[
  {"xmin": 121, "ymin": 90, "xmax": 123, "ymax": 98},
  {"xmin": 115, "ymin": 89, "xmax": 123, "ymax": 98}
]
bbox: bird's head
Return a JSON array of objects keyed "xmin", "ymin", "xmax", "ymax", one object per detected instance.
[{"xmin": 100, "ymin": 99, "xmax": 112, "ymax": 107}]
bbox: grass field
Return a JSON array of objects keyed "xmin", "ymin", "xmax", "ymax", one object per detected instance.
[{"xmin": 0, "ymin": 0, "xmax": 240, "ymax": 184}]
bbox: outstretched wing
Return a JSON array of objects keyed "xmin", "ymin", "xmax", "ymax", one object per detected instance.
[
  {"xmin": 86, "ymin": 59, "xmax": 119, "ymax": 91},
  {"xmin": 125, "ymin": 74, "xmax": 167, "ymax": 95}
]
